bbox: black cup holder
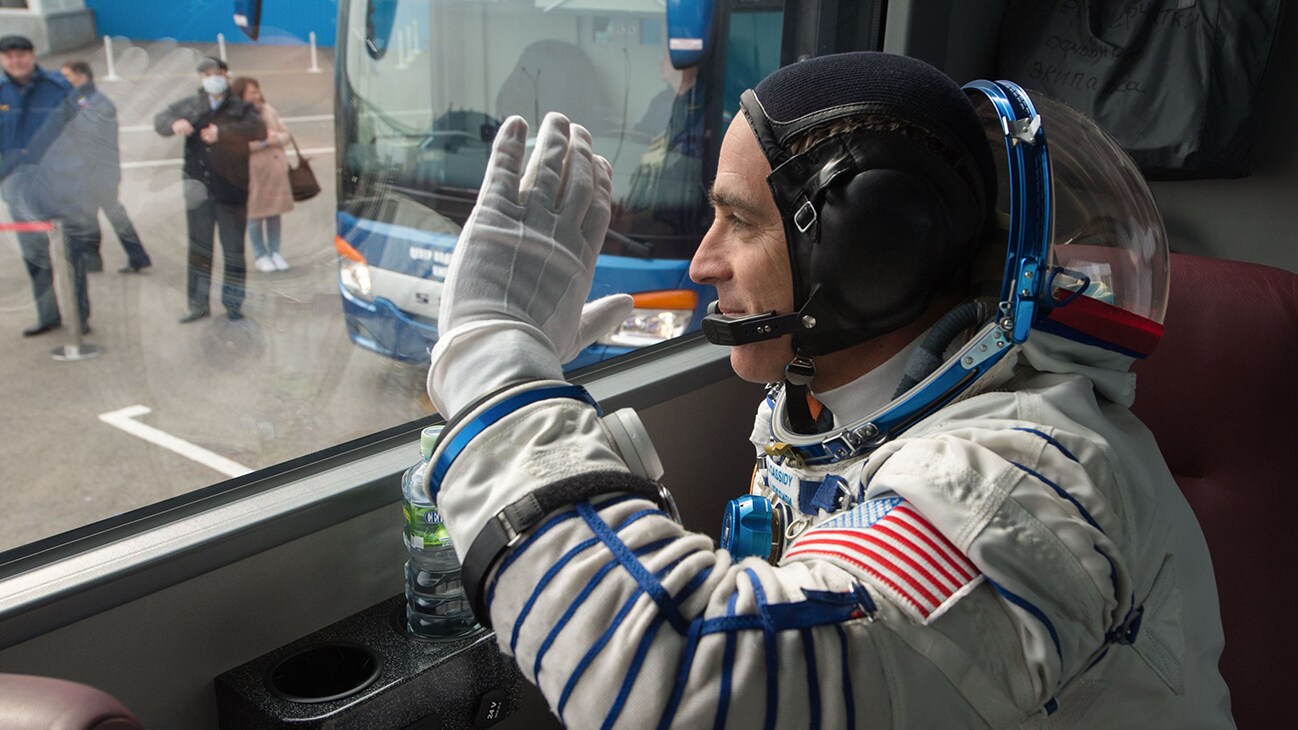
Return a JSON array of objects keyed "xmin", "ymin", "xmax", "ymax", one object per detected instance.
[{"xmin": 265, "ymin": 642, "xmax": 382, "ymax": 704}]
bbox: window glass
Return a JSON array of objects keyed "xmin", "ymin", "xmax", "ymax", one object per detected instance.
[{"xmin": 0, "ymin": 0, "xmax": 782, "ymax": 555}]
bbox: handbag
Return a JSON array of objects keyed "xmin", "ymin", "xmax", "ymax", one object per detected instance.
[
  {"xmin": 997, "ymin": 0, "xmax": 1283, "ymax": 179},
  {"xmin": 287, "ymin": 136, "xmax": 321, "ymax": 201}
]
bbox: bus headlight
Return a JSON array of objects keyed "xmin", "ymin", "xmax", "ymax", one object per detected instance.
[
  {"xmin": 336, "ymin": 236, "xmax": 373, "ymax": 301},
  {"xmin": 598, "ymin": 290, "xmax": 697, "ymax": 348},
  {"xmin": 339, "ymin": 258, "xmax": 373, "ymax": 300}
]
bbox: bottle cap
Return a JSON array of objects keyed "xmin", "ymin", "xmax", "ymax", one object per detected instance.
[{"xmin": 420, "ymin": 425, "xmax": 444, "ymax": 460}]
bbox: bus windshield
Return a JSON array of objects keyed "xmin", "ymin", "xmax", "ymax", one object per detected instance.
[{"xmin": 339, "ymin": 0, "xmax": 714, "ymax": 261}]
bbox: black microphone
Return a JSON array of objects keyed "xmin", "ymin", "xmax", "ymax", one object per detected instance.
[{"xmin": 701, "ymin": 301, "xmax": 803, "ymax": 346}]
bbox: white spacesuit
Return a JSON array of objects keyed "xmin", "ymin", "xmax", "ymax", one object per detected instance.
[{"xmin": 424, "ymin": 52, "xmax": 1233, "ymax": 728}]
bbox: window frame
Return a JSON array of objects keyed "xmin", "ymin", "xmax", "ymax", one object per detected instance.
[{"xmin": 0, "ymin": 334, "xmax": 733, "ymax": 650}]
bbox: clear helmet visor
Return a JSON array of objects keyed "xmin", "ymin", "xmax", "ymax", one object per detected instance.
[{"xmin": 974, "ymin": 90, "xmax": 1170, "ymax": 355}]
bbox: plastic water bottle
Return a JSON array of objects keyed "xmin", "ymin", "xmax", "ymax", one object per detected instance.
[{"xmin": 403, "ymin": 425, "xmax": 477, "ymax": 638}]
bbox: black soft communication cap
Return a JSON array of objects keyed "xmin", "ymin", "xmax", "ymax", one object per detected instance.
[
  {"xmin": 0, "ymin": 35, "xmax": 35, "ymax": 53},
  {"xmin": 750, "ymin": 52, "xmax": 996, "ymax": 215}
]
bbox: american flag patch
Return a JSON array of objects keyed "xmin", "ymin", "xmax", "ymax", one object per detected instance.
[{"xmin": 783, "ymin": 498, "xmax": 981, "ymax": 624}]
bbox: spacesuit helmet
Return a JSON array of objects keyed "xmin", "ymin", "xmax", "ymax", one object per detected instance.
[{"xmin": 977, "ymin": 89, "xmax": 1170, "ymax": 356}]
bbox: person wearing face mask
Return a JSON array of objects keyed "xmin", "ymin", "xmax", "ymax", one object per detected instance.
[{"xmin": 154, "ymin": 57, "xmax": 266, "ymax": 323}]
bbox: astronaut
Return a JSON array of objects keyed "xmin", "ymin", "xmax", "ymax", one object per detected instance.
[{"xmin": 424, "ymin": 52, "xmax": 1233, "ymax": 727}]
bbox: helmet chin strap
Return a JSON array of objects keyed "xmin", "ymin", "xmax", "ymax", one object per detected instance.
[{"xmin": 782, "ymin": 351, "xmax": 819, "ymax": 435}]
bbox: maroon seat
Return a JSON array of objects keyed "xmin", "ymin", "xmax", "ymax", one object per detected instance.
[
  {"xmin": 1130, "ymin": 252, "xmax": 1298, "ymax": 729},
  {"xmin": 0, "ymin": 674, "xmax": 141, "ymax": 729}
]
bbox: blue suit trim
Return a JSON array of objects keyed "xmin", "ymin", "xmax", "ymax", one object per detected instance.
[
  {"xmin": 580, "ymin": 501, "xmax": 690, "ymax": 632},
  {"xmin": 715, "ymin": 592, "xmax": 739, "ymax": 730},
  {"xmin": 511, "ymin": 535, "xmax": 598, "ymax": 653},
  {"xmin": 601, "ymin": 613, "xmax": 669, "ymax": 730},
  {"xmin": 1012, "ymin": 460, "xmax": 1124, "ymax": 607},
  {"xmin": 802, "ymin": 628, "xmax": 821, "ymax": 730},
  {"xmin": 744, "ymin": 568, "xmax": 780, "ymax": 730},
  {"xmin": 835, "ymin": 624, "xmax": 856, "ymax": 730},
  {"xmin": 1012, "ymin": 427, "xmax": 1080, "ymax": 462},
  {"xmin": 990, "ymin": 579, "xmax": 1062, "ymax": 666},
  {"xmin": 533, "ymin": 536, "xmax": 675, "ymax": 680},
  {"xmin": 488, "ymin": 493, "xmax": 642, "ymax": 608},
  {"xmin": 596, "ymin": 565, "xmax": 712, "ymax": 729},
  {"xmin": 1012, "ymin": 461, "xmax": 1102, "ymax": 533},
  {"xmin": 429, "ymin": 384, "xmax": 600, "ymax": 500},
  {"xmin": 658, "ymin": 613, "xmax": 706, "ymax": 730},
  {"xmin": 558, "ymin": 580, "xmax": 647, "ymax": 718}
]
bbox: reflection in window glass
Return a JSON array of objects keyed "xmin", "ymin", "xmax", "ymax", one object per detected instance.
[
  {"xmin": 0, "ymin": 0, "xmax": 780, "ymax": 555},
  {"xmin": 337, "ymin": 0, "xmax": 735, "ymax": 375}
]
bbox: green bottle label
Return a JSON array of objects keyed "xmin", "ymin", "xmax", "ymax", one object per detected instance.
[{"xmin": 404, "ymin": 502, "xmax": 452, "ymax": 549}]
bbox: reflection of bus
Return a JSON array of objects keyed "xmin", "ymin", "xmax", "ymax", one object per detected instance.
[{"xmin": 334, "ymin": 0, "xmax": 783, "ymax": 368}]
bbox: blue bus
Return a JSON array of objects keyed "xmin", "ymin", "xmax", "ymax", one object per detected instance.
[{"xmin": 332, "ymin": 0, "xmax": 782, "ymax": 369}]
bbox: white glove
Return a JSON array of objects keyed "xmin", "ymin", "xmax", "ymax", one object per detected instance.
[{"xmin": 427, "ymin": 112, "xmax": 633, "ymax": 418}]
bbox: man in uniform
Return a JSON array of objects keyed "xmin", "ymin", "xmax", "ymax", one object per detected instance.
[
  {"xmin": 422, "ymin": 52, "xmax": 1233, "ymax": 727},
  {"xmin": 0, "ymin": 34, "xmax": 74, "ymax": 336}
]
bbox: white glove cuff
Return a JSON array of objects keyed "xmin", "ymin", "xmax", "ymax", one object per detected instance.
[{"xmin": 427, "ymin": 319, "xmax": 565, "ymax": 418}]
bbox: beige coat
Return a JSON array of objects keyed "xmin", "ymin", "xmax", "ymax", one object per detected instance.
[{"xmin": 246, "ymin": 103, "xmax": 295, "ymax": 219}]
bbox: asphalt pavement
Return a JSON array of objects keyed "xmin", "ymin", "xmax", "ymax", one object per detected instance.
[{"xmin": 0, "ymin": 41, "xmax": 431, "ymax": 552}]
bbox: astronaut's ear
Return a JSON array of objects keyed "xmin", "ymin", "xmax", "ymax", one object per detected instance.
[{"xmin": 811, "ymin": 167, "xmax": 953, "ymax": 327}]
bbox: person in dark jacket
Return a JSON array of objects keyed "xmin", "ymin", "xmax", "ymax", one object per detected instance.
[
  {"xmin": 0, "ymin": 34, "xmax": 75, "ymax": 336},
  {"xmin": 154, "ymin": 57, "xmax": 265, "ymax": 322},
  {"xmin": 59, "ymin": 60, "xmax": 152, "ymax": 275}
]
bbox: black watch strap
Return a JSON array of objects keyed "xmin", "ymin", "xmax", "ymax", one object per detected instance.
[{"xmin": 462, "ymin": 470, "xmax": 679, "ymax": 628}]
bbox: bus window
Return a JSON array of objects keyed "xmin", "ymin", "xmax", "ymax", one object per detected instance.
[
  {"xmin": 337, "ymin": 0, "xmax": 783, "ymax": 371},
  {"xmin": 365, "ymin": 0, "xmax": 400, "ymax": 59},
  {"xmin": 721, "ymin": 7, "xmax": 784, "ymax": 125},
  {"xmin": 0, "ymin": 0, "xmax": 780, "ymax": 558}
]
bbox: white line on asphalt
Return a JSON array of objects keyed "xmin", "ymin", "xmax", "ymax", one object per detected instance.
[
  {"xmin": 120, "ymin": 114, "xmax": 334, "ymax": 133},
  {"xmin": 120, "ymin": 147, "xmax": 334, "ymax": 169},
  {"xmin": 99, "ymin": 405, "xmax": 252, "ymax": 478}
]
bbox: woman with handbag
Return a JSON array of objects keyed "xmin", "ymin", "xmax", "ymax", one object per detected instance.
[{"xmin": 232, "ymin": 77, "xmax": 294, "ymax": 272}]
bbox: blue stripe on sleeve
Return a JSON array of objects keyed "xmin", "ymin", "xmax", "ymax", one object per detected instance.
[
  {"xmin": 511, "ymin": 536, "xmax": 597, "ymax": 653},
  {"xmin": 990, "ymin": 579, "xmax": 1062, "ymax": 667},
  {"xmin": 1011, "ymin": 461, "xmax": 1103, "ymax": 533},
  {"xmin": 488, "ymin": 493, "xmax": 644, "ymax": 607},
  {"xmin": 744, "ymin": 568, "xmax": 779, "ymax": 730},
  {"xmin": 700, "ymin": 614, "xmax": 766, "ymax": 634},
  {"xmin": 601, "ymin": 613, "xmax": 669, "ymax": 730},
  {"xmin": 1012, "ymin": 427, "xmax": 1080, "ymax": 462},
  {"xmin": 1012, "ymin": 461, "xmax": 1126, "ymax": 616},
  {"xmin": 509, "ymin": 505, "xmax": 669, "ymax": 653},
  {"xmin": 802, "ymin": 628, "xmax": 821, "ymax": 730},
  {"xmin": 534, "ymin": 536, "xmax": 676, "ymax": 680},
  {"xmin": 488, "ymin": 508, "xmax": 580, "ymax": 609},
  {"xmin": 835, "ymin": 624, "xmax": 855, "ymax": 730},
  {"xmin": 657, "ymin": 614, "xmax": 706, "ymax": 730},
  {"xmin": 715, "ymin": 592, "xmax": 739, "ymax": 730},
  {"xmin": 580, "ymin": 502, "xmax": 688, "ymax": 631},
  {"xmin": 563, "ymin": 562, "xmax": 712, "ymax": 723},
  {"xmin": 558, "ymin": 584, "xmax": 646, "ymax": 718}
]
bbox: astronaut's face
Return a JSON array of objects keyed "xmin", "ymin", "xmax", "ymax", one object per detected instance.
[{"xmin": 689, "ymin": 116, "xmax": 794, "ymax": 384}]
